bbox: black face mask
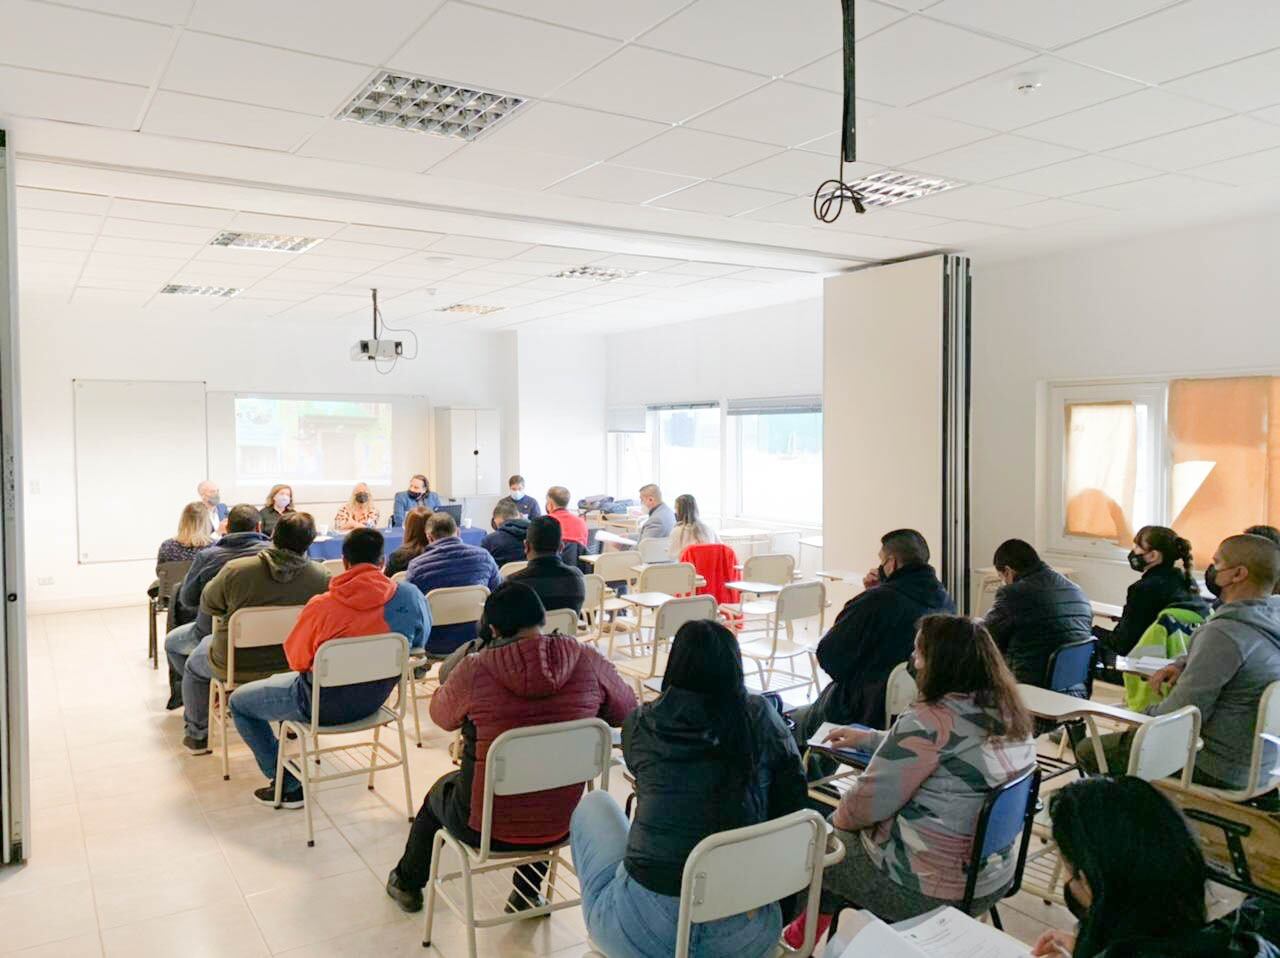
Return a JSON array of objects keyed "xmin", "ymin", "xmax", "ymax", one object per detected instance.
[
  {"xmin": 355, "ymin": 493, "xmax": 370, "ymax": 504},
  {"xmin": 877, "ymin": 563, "xmax": 889, "ymax": 583},
  {"xmin": 1064, "ymin": 880, "xmax": 1089, "ymax": 922},
  {"xmin": 408, "ymin": 490, "xmax": 422, "ymax": 500},
  {"xmin": 1204, "ymin": 564, "xmax": 1221, "ymax": 597},
  {"xmin": 1127, "ymin": 550, "xmax": 1148, "ymax": 572}
]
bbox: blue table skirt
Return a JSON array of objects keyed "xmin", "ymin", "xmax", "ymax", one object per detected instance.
[{"xmin": 308, "ymin": 526, "xmax": 485, "ymax": 560}]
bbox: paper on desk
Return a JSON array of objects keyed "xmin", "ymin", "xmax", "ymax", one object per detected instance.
[
  {"xmin": 896, "ymin": 907, "xmax": 1030, "ymax": 958},
  {"xmin": 837, "ymin": 916, "xmax": 929, "ymax": 957},
  {"xmin": 595, "ymin": 530, "xmax": 637, "ymax": 546},
  {"xmin": 806, "ymin": 721, "xmax": 874, "ymax": 766}
]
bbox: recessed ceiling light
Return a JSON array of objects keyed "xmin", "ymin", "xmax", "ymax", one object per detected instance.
[
  {"xmin": 338, "ymin": 71, "xmax": 525, "ymax": 142},
  {"xmin": 160, "ymin": 284, "xmax": 241, "ymax": 297},
  {"xmin": 828, "ymin": 171, "xmax": 962, "ymax": 209},
  {"xmin": 437, "ymin": 303, "xmax": 504, "ymax": 315},
  {"xmin": 210, "ymin": 231, "xmax": 322, "ymax": 253},
  {"xmin": 552, "ymin": 266, "xmax": 641, "ymax": 282}
]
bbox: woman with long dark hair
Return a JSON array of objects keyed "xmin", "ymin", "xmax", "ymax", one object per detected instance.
[
  {"xmin": 1103, "ymin": 525, "xmax": 1209, "ymax": 659},
  {"xmin": 785, "ymin": 614, "xmax": 1036, "ymax": 944},
  {"xmin": 570, "ymin": 618, "xmax": 806, "ymax": 958},
  {"xmin": 385, "ymin": 506, "xmax": 432, "ymax": 577}
]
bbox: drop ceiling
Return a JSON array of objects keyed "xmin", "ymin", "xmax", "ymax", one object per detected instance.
[{"xmin": 4, "ymin": 0, "xmax": 1280, "ymax": 332}]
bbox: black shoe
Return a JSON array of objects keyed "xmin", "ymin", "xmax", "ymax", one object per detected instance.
[
  {"xmin": 183, "ymin": 735, "xmax": 210, "ymax": 754},
  {"xmin": 505, "ymin": 889, "xmax": 550, "ymax": 914},
  {"xmin": 253, "ymin": 782, "xmax": 304, "ymax": 809},
  {"xmin": 385, "ymin": 868, "xmax": 423, "ymax": 913},
  {"xmin": 165, "ymin": 692, "xmax": 183, "ymax": 711}
]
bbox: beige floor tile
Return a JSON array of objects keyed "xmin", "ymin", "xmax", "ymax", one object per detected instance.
[
  {"xmin": 93, "ymin": 850, "xmax": 244, "ymax": 930},
  {"xmin": 218, "ymin": 821, "xmax": 366, "ymax": 897},
  {"xmin": 77, "ymin": 777, "xmax": 197, "ymax": 837},
  {"xmin": 83, "ymin": 818, "xmax": 221, "ymax": 881},
  {"xmin": 4, "ymin": 932, "xmax": 103, "ymax": 958},
  {"xmin": 0, "ymin": 879, "xmax": 98, "ymax": 953},
  {"xmin": 100, "ymin": 899, "xmax": 270, "ymax": 958},
  {"xmin": 272, "ymin": 916, "xmax": 433, "ymax": 957},
  {"xmin": 0, "ymin": 807, "xmax": 90, "ymax": 900},
  {"xmin": 245, "ymin": 867, "xmax": 409, "ymax": 953}
]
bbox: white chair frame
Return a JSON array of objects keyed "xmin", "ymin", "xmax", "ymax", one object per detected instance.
[
  {"xmin": 738, "ymin": 580, "xmax": 826, "ymax": 696},
  {"xmin": 613, "ymin": 595, "xmax": 718, "ymax": 698},
  {"xmin": 637, "ymin": 537, "xmax": 672, "ymax": 563},
  {"xmin": 885, "ymin": 660, "xmax": 918, "ymax": 728},
  {"xmin": 579, "ymin": 574, "xmax": 607, "ymax": 645},
  {"xmin": 422, "ymin": 718, "xmax": 613, "ymax": 958},
  {"xmin": 407, "ymin": 585, "xmax": 489, "ymax": 746},
  {"xmin": 498, "ymin": 560, "xmax": 528, "ymax": 579},
  {"xmin": 1189, "ymin": 682, "xmax": 1280, "ymax": 802},
  {"xmin": 544, "ymin": 607, "xmax": 578, "ymax": 637},
  {"xmin": 720, "ymin": 554, "xmax": 796, "ymax": 635},
  {"xmin": 320, "ymin": 558, "xmax": 346, "ymax": 574}
]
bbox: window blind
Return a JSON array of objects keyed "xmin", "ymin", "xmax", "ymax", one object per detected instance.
[
  {"xmin": 726, "ymin": 395, "xmax": 822, "ymax": 416},
  {"xmin": 605, "ymin": 405, "xmax": 647, "ymax": 433}
]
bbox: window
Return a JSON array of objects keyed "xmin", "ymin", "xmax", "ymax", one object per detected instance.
[
  {"xmin": 655, "ymin": 405, "xmax": 721, "ymax": 517},
  {"xmin": 730, "ymin": 399, "xmax": 822, "ymax": 525},
  {"xmin": 607, "ymin": 430, "xmax": 652, "ymax": 503}
]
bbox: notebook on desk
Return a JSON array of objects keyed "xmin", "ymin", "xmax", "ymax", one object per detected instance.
[
  {"xmin": 806, "ymin": 721, "xmax": 875, "ymax": 767},
  {"xmin": 835, "ymin": 906, "xmax": 1032, "ymax": 957}
]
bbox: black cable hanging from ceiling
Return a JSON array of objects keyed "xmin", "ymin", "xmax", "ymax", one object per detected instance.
[{"xmin": 813, "ymin": 0, "xmax": 866, "ymax": 222}]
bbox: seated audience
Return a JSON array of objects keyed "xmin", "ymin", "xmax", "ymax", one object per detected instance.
[
  {"xmin": 385, "ymin": 506, "xmax": 432, "ymax": 577},
  {"xmin": 180, "ymin": 512, "xmax": 330, "ymax": 753},
  {"xmin": 1030, "ymin": 776, "xmax": 1277, "ymax": 958},
  {"xmin": 1082, "ymin": 533, "xmax": 1280, "ymax": 795},
  {"xmin": 1227, "ymin": 526, "xmax": 1280, "ymax": 599},
  {"xmin": 545, "ymin": 485, "xmax": 589, "ymax": 551},
  {"xmin": 163, "ymin": 504, "xmax": 270, "ymax": 710},
  {"xmin": 333, "ymin": 482, "xmax": 380, "ymax": 531},
  {"xmin": 498, "ymin": 474, "xmax": 542, "ymax": 520},
  {"xmin": 481, "ymin": 500, "xmax": 530, "ymax": 567},
  {"xmin": 1100, "ymin": 525, "xmax": 1208, "ymax": 660},
  {"xmin": 197, "ymin": 479, "xmax": 228, "ymax": 535},
  {"xmin": 572, "ymin": 619, "xmax": 805, "ymax": 958},
  {"xmin": 259, "ymin": 483, "xmax": 295, "ymax": 536},
  {"xmin": 392, "ymin": 474, "xmax": 441, "ymax": 526},
  {"xmin": 668, "ymin": 493, "xmax": 718, "ymax": 558},
  {"xmin": 385, "ymin": 583, "xmax": 635, "ymax": 914},
  {"xmin": 784, "ymin": 614, "xmax": 1036, "ymax": 943},
  {"xmin": 406, "ymin": 513, "xmax": 501, "ymax": 656},
  {"xmin": 983, "ymin": 538, "xmax": 1093, "ymax": 687},
  {"xmin": 156, "ymin": 501, "xmax": 214, "ymax": 569},
  {"xmin": 792, "ymin": 529, "xmax": 954, "ymax": 749},
  {"xmin": 509, "ymin": 516, "xmax": 586, "ymax": 614},
  {"xmin": 637, "ymin": 483, "xmax": 675, "ymax": 542},
  {"xmin": 228, "ymin": 528, "xmax": 429, "ymax": 808}
]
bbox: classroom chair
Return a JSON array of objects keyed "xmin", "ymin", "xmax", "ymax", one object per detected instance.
[
  {"xmin": 498, "ymin": 560, "xmax": 527, "ymax": 579},
  {"xmin": 1190, "ymin": 682, "xmax": 1280, "ymax": 803},
  {"xmin": 719, "ymin": 553, "xmax": 796, "ymax": 634},
  {"xmin": 738, "ymin": 580, "xmax": 826, "ymax": 696},
  {"xmin": 1036, "ymin": 637, "xmax": 1098, "ymax": 780},
  {"xmin": 544, "ymin": 607, "xmax": 578, "ymax": 637},
  {"xmin": 884, "ymin": 660, "xmax": 918, "ymax": 728},
  {"xmin": 321, "ymin": 558, "xmax": 345, "ymax": 574},
  {"xmin": 637, "ymin": 537, "xmax": 671, "ymax": 563},
  {"xmin": 422, "ymin": 718, "xmax": 613, "ymax": 958},
  {"xmin": 579, "ymin": 574, "xmax": 607, "ymax": 646},
  {"xmin": 612, "ymin": 595, "xmax": 718, "ymax": 699},
  {"xmin": 406, "ymin": 585, "xmax": 488, "ymax": 746},
  {"xmin": 148, "ymin": 559, "xmax": 192, "ymax": 668}
]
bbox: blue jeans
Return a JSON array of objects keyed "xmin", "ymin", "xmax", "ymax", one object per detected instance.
[
  {"xmin": 182, "ymin": 635, "xmax": 214, "ymax": 740},
  {"xmin": 570, "ymin": 791, "xmax": 781, "ymax": 958},
  {"xmin": 163, "ymin": 621, "xmax": 200, "ymax": 677},
  {"xmin": 229, "ymin": 672, "xmax": 306, "ymax": 784}
]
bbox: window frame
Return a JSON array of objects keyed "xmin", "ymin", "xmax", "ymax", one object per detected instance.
[{"xmin": 729, "ymin": 408, "xmax": 824, "ymax": 528}]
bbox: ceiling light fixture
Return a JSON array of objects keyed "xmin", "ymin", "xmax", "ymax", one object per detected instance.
[
  {"xmin": 160, "ymin": 284, "xmax": 241, "ymax": 297},
  {"xmin": 210, "ymin": 231, "xmax": 322, "ymax": 253},
  {"xmin": 823, "ymin": 170, "xmax": 960, "ymax": 209},
  {"xmin": 338, "ymin": 71, "xmax": 525, "ymax": 142},
  {"xmin": 437, "ymin": 303, "xmax": 504, "ymax": 315},
  {"xmin": 552, "ymin": 266, "xmax": 640, "ymax": 282}
]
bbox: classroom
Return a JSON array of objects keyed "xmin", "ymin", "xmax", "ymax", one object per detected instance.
[{"xmin": 0, "ymin": 2, "xmax": 1278, "ymax": 956}]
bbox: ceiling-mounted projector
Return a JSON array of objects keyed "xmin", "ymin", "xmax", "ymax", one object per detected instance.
[{"xmin": 350, "ymin": 338, "xmax": 403, "ymax": 361}]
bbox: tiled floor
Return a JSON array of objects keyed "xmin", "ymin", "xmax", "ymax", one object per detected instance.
[{"xmin": 4, "ymin": 606, "xmax": 1076, "ymax": 956}]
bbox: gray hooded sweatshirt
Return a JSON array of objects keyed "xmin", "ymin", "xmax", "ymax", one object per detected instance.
[{"xmin": 1153, "ymin": 595, "xmax": 1280, "ymax": 789}]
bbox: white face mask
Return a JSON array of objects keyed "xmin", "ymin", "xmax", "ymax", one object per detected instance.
[
  {"xmin": 273, "ymin": 494, "xmax": 291, "ymax": 510},
  {"xmin": 510, "ymin": 489, "xmax": 524, "ymax": 500}
]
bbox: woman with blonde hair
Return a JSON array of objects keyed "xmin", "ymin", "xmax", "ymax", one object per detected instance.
[
  {"xmin": 259, "ymin": 483, "xmax": 295, "ymax": 536},
  {"xmin": 334, "ymin": 482, "xmax": 381, "ymax": 531},
  {"xmin": 668, "ymin": 493, "xmax": 719, "ymax": 558},
  {"xmin": 156, "ymin": 501, "xmax": 214, "ymax": 571}
]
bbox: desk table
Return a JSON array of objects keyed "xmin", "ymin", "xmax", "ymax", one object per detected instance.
[
  {"xmin": 308, "ymin": 525, "xmax": 484, "ymax": 560},
  {"xmin": 629, "ymin": 565, "xmax": 707, "ymax": 588},
  {"xmin": 622, "ymin": 591, "xmax": 674, "ymax": 609},
  {"xmin": 816, "ymin": 569, "xmax": 858, "ymax": 583},
  {"xmin": 1018, "ymin": 683, "xmax": 1149, "ymax": 773},
  {"xmin": 725, "ymin": 579, "xmax": 783, "ymax": 595}
]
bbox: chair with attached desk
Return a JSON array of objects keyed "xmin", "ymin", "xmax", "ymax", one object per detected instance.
[
  {"xmin": 320, "ymin": 558, "xmax": 345, "ymax": 575},
  {"xmin": 406, "ymin": 585, "xmax": 488, "ymax": 746},
  {"xmin": 738, "ymin": 580, "xmax": 826, "ymax": 697},
  {"xmin": 544, "ymin": 607, "xmax": 578, "ymax": 637},
  {"xmin": 884, "ymin": 661, "xmax": 918, "ymax": 729},
  {"xmin": 1035, "ymin": 637, "xmax": 1098, "ymax": 779},
  {"xmin": 149, "ymin": 559, "xmax": 192, "ymax": 669},
  {"xmin": 498, "ymin": 560, "xmax": 527, "ymax": 579},
  {"xmin": 578, "ymin": 574, "xmax": 607, "ymax": 646},
  {"xmin": 612, "ymin": 595, "xmax": 718, "ymax": 699},
  {"xmin": 719, "ymin": 554, "xmax": 795, "ymax": 632},
  {"xmin": 588, "ymin": 550, "xmax": 643, "ymax": 655},
  {"xmin": 637, "ymin": 537, "xmax": 671, "ymax": 563}
]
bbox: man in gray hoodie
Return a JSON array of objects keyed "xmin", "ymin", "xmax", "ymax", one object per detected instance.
[{"xmin": 1084, "ymin": 533, "xmax": 1280, "ymax": 793}]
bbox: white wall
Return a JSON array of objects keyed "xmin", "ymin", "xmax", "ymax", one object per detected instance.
[
  {"xmin": 17, "ymin": 294, "xmax": 518, "ymax": 611},
  {"xmin": 971, "ymin": 212, "xmax": 1280, "ymax": 605}
]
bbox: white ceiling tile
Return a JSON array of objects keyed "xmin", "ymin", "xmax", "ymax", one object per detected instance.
[
  {"xmin": 650, "ymin": 181, "xmax": 791, "ymax": 216},
  {"xmin": 73, "ymin": 288, "xmax": 151, "ymax": 305},
  {"xmin": 249, "ymin": 277, "xmax": 338, "ymax": 295},
  {"xmin": 510, "ymin": 246, "xmax": 611, "ymax": 266},
  {"xmin": 100, "ymin": 217, "xmax": 217, "ymax": 244},
  {"xmin": 595, "ymin": 253, "xmax": 685, "ymax": 270},
  {"xmin": 328, "ymin": 225, "xmax": 442, "ymax": 249},
  {"xmin": 972, "ymin": 198, "xmax": 1105, "ymax": 228},
  {"xmin": 161, "ymin": 32, "xmax": 373, "ymax": 114},
  {"xmin": 611, "ymin": 129, "xmax": 778, "ymax": 179},
  {"xmin": 1164, "ymin": 49, "xmax": 1280, "ymax": 112},
  {"xmin": 303, "ymin": 240, "xmax": 411, "ymax": 264},
  {"xmin": 1018, "ymin": 88, "xmax": 1229, "ymax": 151},
  {"xmin": 721, "ymin": 150, "xmax": 877, "ymax": 194},
  {"xmin": 109, "ymin": 199, "xmax": 235, "ymax": 227},
  {"xmin": 142, "ymin": 91, "xmax": 323, "ymax": 151},
  {"xmin": 556, "ymin": 46, "xmax": 763, "ymax": 123},
  {"xmin": 429, "ymin": 236, "xmax": 534, "ymax": 259},
  {"xmin": 926, "ymin": 0, "xmax": 1179, "ymax": 50},
  {"xmin": 913, "ymin": 55, "xmax": 1143, "ymax": 130},
  {"xmin": 78, "ymin": 276, "xmax": 165, "ymax": 291},
  {"xmin": 16, "ymin": 188, "xmax": 112, "ymax": 215},
  {"xmin": 994, "ymin": 154, "xmax": 1159, "ymax": 195},
  {"xmin": 660, "ymin": 262, "xmax": 746, "ymax": 277},
  {"xmin": 1106, "ymin": 116, "xmax": 1280, "ymax": 171},
  {"xmin": 464, "ymin": 0, "xmax": 688, "ymax": 39},
  {"xmin": 92, "ymin": 236, "xmax": 196, "ymax": 260},
  {"xmin": 856, "ymin": 109, "xmax": 992, "ymax": 165},
  {"xmin": 18, "ymin": 229, "xmax": 96, "ymax": 251},
  {"xmin": 784, "ymin": 2, "xmax": 911, "ymax": 91},
  {"xmin": 625, "ymin": 270, "xmax": 703, "ymax": 287},
  {"xmin": 273, "ymin": 254, "xmax": 366, "ymax": 276},
  {"xmin": 918, "ymin": 220, "xmax": 1016, "ymax": 244},
  {"xmin": 1071, "ymin": 173, "xmax": 1244, "ymax": 209},
  {"xmin": 638, "ymin": 0, "xmax": 841, "ymax": 75},
  {"xmin": 17, "ymin": 246, "xmax": 88, "ymax": 264},
  {"xmin": 829, "ymin": 206, "xmax": 953, "ymax": 238},
  {"xmin": 1255, "ymin": 104, "xmax": 1280, "ymax": 127},
  {"xmin": 18, "ymin": 209, "xmax": 103, "ymax": 234},
  {"xmin": 187, "ymin": 0, "xmax": 437, "ymax": 63},
  {"xmin": 389, "ymin": 3, "xmax": 619, "ymax": 98},
  {"xmin": 228, "ymin": 213, "xmax": 344, "ymax": 237},
  {"xmin": 1058, "ymin": 0, "xmax": 1280, "ymax": 83},
  {"xmin": 53, "ymin": 0, "xmax": 193, "ymax": 22},
  {"xmin": 690, "ymin": 81, "xmax": 842, "ymax": 146},
  {"xmin": 478, "ymin": 102, "xmax": 667, "ymax": 160},
  {"xmin": 548, "ymin": 164, "xmax": 699, "ymax": 204},
  {"xmin": 429, "ymin": 142, "xmax": 593, "ymax": 190},
  {"xmin": 731, "ymin": 266, "xmax": 813, "ymax": 282},
  {"xmin": 0, "ymin": 0, "xmax": 175, "ymax": 84},
  {"xmin": 1184, "ymin": 146, "xmax": 1280, "ymax": 186},
  {"xmin": 895, "ymin": 183, "xmax": 1040, "ymax": 218},
  {"xmin": 296, "ymin": 121, "xmax": 463, "ymax": 171},
  {"xmin": 0, "ymin": 65, "xmax": 146, "ymax": 129},
  {"xmin": 85, "ymin": 251, "xmax": 187, "ymax": 272},
  {"xmin": 909, "ymin": 134, "xmax": 1080, "ymax": 182},
  {"xmin": 854, "ymin": 17, "xmax": 1032, "ymax": 107}
]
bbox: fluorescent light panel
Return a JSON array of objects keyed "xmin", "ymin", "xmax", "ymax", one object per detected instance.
[
  {"xmin": 210, "ymin": 231, "xmax": 322, "ymax": 253},
  {"xmin": 438, "ymin": 303, "xmax": 504, "ymax": 315},
  {"xmin": 552, "ymin": 265, "xmax": 641, "ymax": 282},
  {"xmin": 339, "ymin": 71, "xmax": 525, "ymax": 142},
  {"xmin": 838, "ymin": 170, "xmax": 961, "ymax": 209},
  {"xmin": 160, "ymin": 284, "xmax": 241, "ymax": 297}
]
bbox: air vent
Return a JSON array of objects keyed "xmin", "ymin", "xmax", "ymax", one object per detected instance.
[
  {"xmin": 160, "ymin": 284, "xmax": 241, "ymax": 298},
  {"xmin": 551, "ymin": 266, "xmax": 640, "ymax": 282},
  {"xmin": 210, "ymin": 231, "xmax": 322, "ymax": 253},
  {"xmin": 339, "ymin": 71, "xmax": 525, "ymax": 142},
  {"xmin": 834, "ymin": 170, "xmax": 961, "ymax": 209},
  {"xmin": 437, "ymin": 303, "xmax": 504, "ymax": 315}
]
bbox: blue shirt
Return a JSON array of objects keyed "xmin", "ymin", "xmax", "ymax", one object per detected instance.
[
  {"xmin": 405, "ymin": 537, "xmax": 502, "ymax": 654},
  {"xmin": 392, "ymin": 489, "xmax": 443, "ymax": 527}
]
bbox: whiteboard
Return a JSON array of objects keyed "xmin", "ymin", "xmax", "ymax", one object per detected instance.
[{"xmin": 74, "ymin": 379, "xmax": 207, "ymax": 564}]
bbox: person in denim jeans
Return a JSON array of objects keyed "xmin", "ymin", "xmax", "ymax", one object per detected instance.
[{"xmin": 570, "ymin": 619, "xmax": 806, "ymax": 958}]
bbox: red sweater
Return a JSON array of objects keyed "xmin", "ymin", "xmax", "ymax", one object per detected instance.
[{"xmin": 548, "ymin": 508, "xmax": 589, "ymax": 548}]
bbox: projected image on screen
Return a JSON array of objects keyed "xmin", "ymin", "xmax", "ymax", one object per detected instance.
[{"xmin": 235, "ymin": 398, "xmax": 392, "ymax": 485}]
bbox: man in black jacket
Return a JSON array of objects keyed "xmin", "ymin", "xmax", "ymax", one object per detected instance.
[
  {"xmin": 792, "ymin": 529, "xmax": 954, "ymax": 759},
  {"xmin": 480, "ymin": 500, "xmax": 530, "ymax": 567},
  {"xmin": 508, "ymin": 516, "xmax": 585, "ymax": 613},
  {"xmin": 984, "ymin": 538, "xmax": 1093, "ymax": 687}
]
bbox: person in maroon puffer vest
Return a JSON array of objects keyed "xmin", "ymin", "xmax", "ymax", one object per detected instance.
[{"xmin": 385, "ymin": 582, "xmax": 637, "ymax": 915}]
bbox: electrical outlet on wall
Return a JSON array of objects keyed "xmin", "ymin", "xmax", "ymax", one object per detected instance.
[{"xmin": 36, "ymin": 576, "xmax": 53, "ymax": 586}]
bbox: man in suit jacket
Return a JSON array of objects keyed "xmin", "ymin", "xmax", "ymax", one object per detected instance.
[
  {"xmin": 198, "ymin": 480, "xmax": 229, "ymax": 535},
  {"xmin": 392, "ymin": 474, "xmax": 443, "ymax": 527}
]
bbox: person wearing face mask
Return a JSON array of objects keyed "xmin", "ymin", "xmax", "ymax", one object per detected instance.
[
  {"xmin": 197, "ymin": 480, "xmax": 228, "ymax": 536},
  {"xmin": 391, "ymin": 474, "xmax": 442, "ymax": 527},
  {"xmin": 1031, "ymin": 776, "xmax": 1278, "ymax": 958},
  {"xmin": 1208, "ymin": 526, "xmax": 1280, "ymax": 607},
  {"xmin": 789, "ymin": 529, "xmax": 954, "ymax": 763},
  {"xmin": 333, "ymin": 482, "xmax": 381, "ymax": 531},
  {"xmin": 1081, "ymin": 533, "xmax": 1280, "ymax": 797},
  {"xmin": 259, "ymin": 483, "xmax": 295, "ymax": 536},
  {"xmin": 497, "ymin": 474, "xmax": 542, "ymax": 520}
]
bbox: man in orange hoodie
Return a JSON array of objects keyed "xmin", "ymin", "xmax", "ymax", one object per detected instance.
[{"xmin": 229, "ymin": 527, "xmax": 429, "ymax": 809}]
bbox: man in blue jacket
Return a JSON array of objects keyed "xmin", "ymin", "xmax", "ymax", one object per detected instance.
[
  {"xmin": 198, "ymin": 480, "xmax": 229, "ymax": 534},
  {"xmin": 391, "ymin": 474, "xmax": 442, "ymax": 527},
  {"xmin": 406, "ymin": 512, "xmax": 501, "ymax": 655}
]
